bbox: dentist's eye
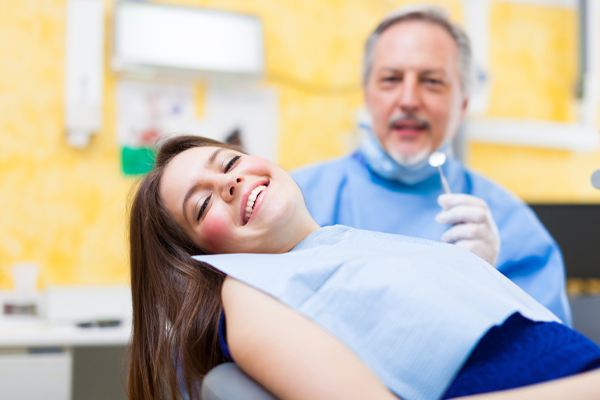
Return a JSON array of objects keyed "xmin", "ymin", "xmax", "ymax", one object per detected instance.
[
  {"xmin": 197, "ymin": 195, "xmax": 212, "ymax": 221},
  {"xmin": 224, "ymin": 155, "xmax": 241, "ymax": 172}
]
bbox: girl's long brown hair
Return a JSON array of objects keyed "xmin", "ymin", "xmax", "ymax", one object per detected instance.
[{"xmin": 127, "ymin": 135, "xmax": 243, "ymax": 400}]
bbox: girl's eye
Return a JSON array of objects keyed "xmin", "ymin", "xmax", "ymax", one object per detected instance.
[
  {"xmin": 225, "ymin": 155, "xmax": 241, "ymax": 172},
  {"xmin": 197, "ymin": 195, "xmax": 212, "ymax": 221}
]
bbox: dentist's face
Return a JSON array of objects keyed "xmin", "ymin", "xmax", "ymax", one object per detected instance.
[
  {"xmin": 160, "ymin": 146, "xmax": 310, "ymax": 254},
  {"xmin": 364, "ymin": 20, "xmax": 468, "ymax": 166}
]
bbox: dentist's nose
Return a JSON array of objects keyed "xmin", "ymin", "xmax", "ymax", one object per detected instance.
[{"xmin": 399, "ymin": 74, "xmax": 420, "ymax": 113}]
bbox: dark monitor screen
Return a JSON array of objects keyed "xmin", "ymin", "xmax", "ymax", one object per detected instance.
[{"xmin": 529, "ymin": 204, "xmax": 600, "ymax": 278}]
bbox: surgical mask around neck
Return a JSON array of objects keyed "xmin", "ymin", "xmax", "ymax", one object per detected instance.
[{"xmin": 359, "ymin": 125, "xmax": 452, "ymax": 185}]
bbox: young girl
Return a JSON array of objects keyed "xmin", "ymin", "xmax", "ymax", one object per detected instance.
[{"xmin": 128, "ymin": 135, "xmax": 600, "ymax": 400}]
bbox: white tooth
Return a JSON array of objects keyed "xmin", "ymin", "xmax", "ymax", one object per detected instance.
[{"xmin": 245, "ymin": 186, "xmax": 266, "ymax": 216}]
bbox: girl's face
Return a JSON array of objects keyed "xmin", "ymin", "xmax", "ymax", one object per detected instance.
[{"xmin": 160, "ymin": 146, "xmax": 316, "ymax": 254}]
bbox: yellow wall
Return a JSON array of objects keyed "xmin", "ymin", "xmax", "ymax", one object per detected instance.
[
  {"xmin": 469, "ymin": 1, "xmax": 600, "ymax": 203},
  {"xmin": 0, "ymin": 0, "xmax": 595, "ymax": 288},
  {"xmin": 0, "ymin": 0, "xmax": 129, "ymax": 288}
]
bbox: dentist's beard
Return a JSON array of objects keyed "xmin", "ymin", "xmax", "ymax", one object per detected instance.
[
  {"xmin": 386, "ymin": 144, "xmax": 432, "ymax": 168},
  {"xmin": 385, "ymin": 114, "xmax": 432, "ymax": 167}
]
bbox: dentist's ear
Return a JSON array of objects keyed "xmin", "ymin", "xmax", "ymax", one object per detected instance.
[{"xmin": 460, "ymin": 96, "xmax": 469, "ymax": 118}]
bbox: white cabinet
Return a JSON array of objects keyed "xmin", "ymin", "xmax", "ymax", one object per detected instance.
[{"xmin": 0, "ymin": 348, "xmax": 72, "ymax": 400}]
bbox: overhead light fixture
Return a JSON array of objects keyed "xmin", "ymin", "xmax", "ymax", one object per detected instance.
[{"xmin": 112, "ymin": 2, "xmax": 264, "ymax": 77}]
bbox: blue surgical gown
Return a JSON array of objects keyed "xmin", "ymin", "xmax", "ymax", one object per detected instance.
[{"xmin": 291, "ymin": 151, "xmax": 572, "ymax": 326}]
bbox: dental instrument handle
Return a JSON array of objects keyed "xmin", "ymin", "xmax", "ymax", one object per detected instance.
[{"xmin": 437, "ymin": 166, "xmax": 452, "ymax": 194}]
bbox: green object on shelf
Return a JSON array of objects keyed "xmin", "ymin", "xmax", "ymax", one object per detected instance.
[{"xmin": 121, "ymin": 146, "xmax": 156, "ymax": 175}]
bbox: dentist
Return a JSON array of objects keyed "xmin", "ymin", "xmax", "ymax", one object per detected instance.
[{"xmin": 292, "ymin": 5, "xmax": 571, "ymax": 325}]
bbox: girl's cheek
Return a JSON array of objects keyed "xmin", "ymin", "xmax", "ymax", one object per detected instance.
[
  {"xmin": 245, "ymin": 156, "xmax": 272, "ymax": 173},
  {"xmin": 199, "ymin": 212, "xmax": 229, "ymax": 253}
]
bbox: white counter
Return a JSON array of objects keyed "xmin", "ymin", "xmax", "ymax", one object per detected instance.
[
  {"xmin": 0, "ymin": 320, "xmax": 131, "ymax": 348},
  {"xmin": 0, "ymin": 285, "xmax": 132, "ymax": 400}
]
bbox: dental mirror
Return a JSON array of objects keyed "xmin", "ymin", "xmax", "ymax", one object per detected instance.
[
  {"xmin": 428, "ymin": 151, "xmax": 451, "ymax": 194},
  {"xmin": 428, "ymin": 151, "xmax": 446, "ymax": 167}
]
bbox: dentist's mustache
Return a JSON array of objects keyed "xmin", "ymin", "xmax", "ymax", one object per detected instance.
[{"xmin": 388, "ymin": 114, "xmax": 430, "ymax": 130}]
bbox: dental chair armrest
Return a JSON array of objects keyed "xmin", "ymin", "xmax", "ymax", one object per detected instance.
[{"xmin": 202, "ymin": 362, "xmax": 279, "ymax": 400}]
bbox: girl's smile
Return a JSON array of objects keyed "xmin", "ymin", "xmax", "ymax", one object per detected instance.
[{"xmin": 241, "ymin": 181, "xmax": 269, "ymax": 225}]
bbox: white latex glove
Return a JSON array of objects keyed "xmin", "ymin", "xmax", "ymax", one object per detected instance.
[{"xmin": 435, "ymin": 193, "xmax": 500, "ymax": 266}]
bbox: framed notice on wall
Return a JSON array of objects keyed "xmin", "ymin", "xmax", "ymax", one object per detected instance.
[{"xmin": 116, "ymin": 80, "xmax": 278, "ymax": 175}]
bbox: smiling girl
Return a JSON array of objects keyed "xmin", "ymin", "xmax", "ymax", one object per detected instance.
[
  {"xmin": 158, "ymin": 141, "xmax": 318, "ymax": 255},
  {"xmin": 127, "ymin": 135, "xmax": 600, "ymax": 400}
]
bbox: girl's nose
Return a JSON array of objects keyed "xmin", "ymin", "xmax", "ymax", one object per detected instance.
[{"xmin": 223, "ymin": 176, "xmax": 243, "ymax": 201}]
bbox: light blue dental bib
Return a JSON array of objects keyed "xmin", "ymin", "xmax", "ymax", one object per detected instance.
[{"xmin": 193, "ymin": 226, "xmax": 558, "ymax": 400}]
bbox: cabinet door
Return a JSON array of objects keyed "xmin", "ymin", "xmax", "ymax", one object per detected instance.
[{"xmin": 0, "ymin": 348, "xmax": 72, "ymax": 400}]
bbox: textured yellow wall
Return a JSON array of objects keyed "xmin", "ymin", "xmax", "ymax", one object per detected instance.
[
  {"xmin": 0, "ymin": 0, "xmax": 460, "ymax": 288},
  {"xmin": 0, "ymin": 0, "xmax": 129, "ymax": 288},
  {"xmin": 0, "ymin": 0, "xmax": 594, "ymax": 288},
  {"xmin": 486, "ymin": 2, "xmax": 578, "ymax": 122},
  {"xmin": 469, "ymin": 1, "xmax": 600, "ymax": 203}
]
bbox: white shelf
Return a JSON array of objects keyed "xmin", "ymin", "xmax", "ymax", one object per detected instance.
[{"xmin": 465, "ymin": 119, "xmax": 600, "ymax": 152}]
